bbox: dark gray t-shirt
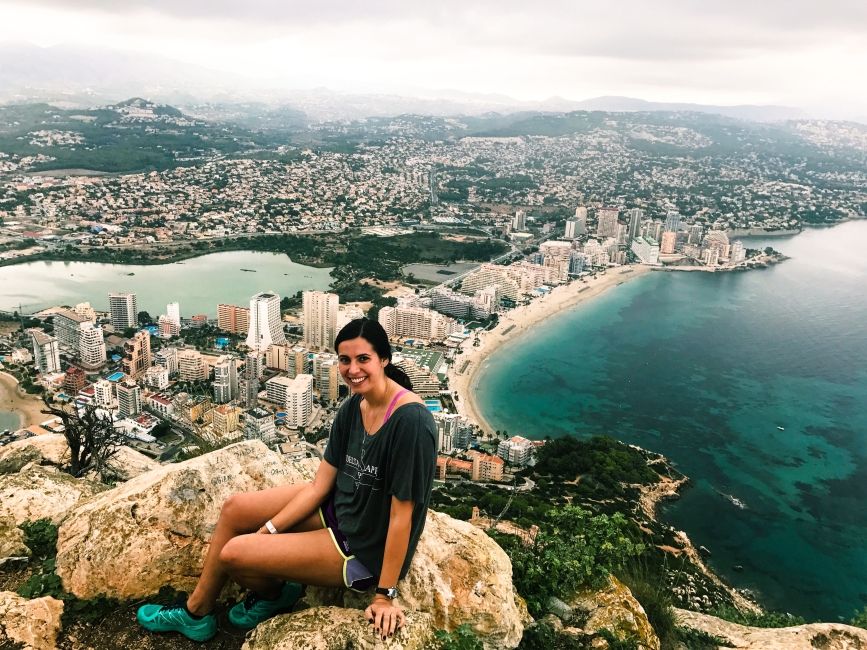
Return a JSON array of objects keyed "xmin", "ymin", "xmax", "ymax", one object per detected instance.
[{"xmin": 323, "ymin": 393, "xmax": 437, "ymax": 579}]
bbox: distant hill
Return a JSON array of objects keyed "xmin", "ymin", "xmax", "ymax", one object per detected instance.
[{"xmin": 560, "ymin": 95, "xmax": 808, "ymax": 122}]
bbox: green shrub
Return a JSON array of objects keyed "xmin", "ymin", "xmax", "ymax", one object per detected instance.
[
  {"xmin": 496, "ymin": 505, "xmax": 644, "ymax": 618},
  {"xmin": 709, "ymin": 605, "xmax": 805, "ymax": 628},
  {"xmin": 850, "ymin": 606, "xmax": 867, "ymax": 630},
  {"xmin": 433, "ymin": 624, "xmax": 484, "ymax": 650},
  {"xmin": 19, "ymin": 519, "xmax": 58, "ymax": 559},
  {"xmin": 674, "ymin": 626, "xmax": 734, "ymax": 648}
]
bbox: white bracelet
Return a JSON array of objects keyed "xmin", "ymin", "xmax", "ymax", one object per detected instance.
[{"xmin": 264, "ymin": 520, "xmax": 278, "ymax": 534}]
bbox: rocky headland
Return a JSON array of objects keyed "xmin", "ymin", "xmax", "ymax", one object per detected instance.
[{"xmin": 0, "ymin": 435, "xmax": 864, "ymax": 650}]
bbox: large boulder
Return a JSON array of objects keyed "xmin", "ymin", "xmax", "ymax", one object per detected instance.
[
  {"xmin": 312, "ymin": 511, "xmax": 527, "ymax": 649},
  {"xmin": 55, "ymin": 440, "xmax": 318, "ymax": 599},
  {"xmin": 0, "ymin": 515, "xmax": 30, "ymax": 567},
  {"xmin": 243, "ymin": 606, "xmax": 436, "ymax": 650},
  {"xmin": 570, "ymin": 576, "xmax": 660, "ymax": 650},
  {"xmin": 0, "ymin": 464, "xmax": 105, "ymax": 525},
  {"xmin": 0, "ymin": 434, "xmax": 69, "ymax": 474},
  {"xmin": 676, "ymin": 608, "xmax": 867, "ymax": 649},
  {"xmin": 0, "ymin": 434, "xmax": 159, "ymax": 482},
  {"xmin": 0, "ymin": 591, "xmax": 64, "ymax": 650}
]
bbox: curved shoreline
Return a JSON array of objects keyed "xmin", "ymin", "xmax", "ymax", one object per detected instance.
[
  {"xmin": 0, "ymin": 371, "xmax": 45, "ymax": 429},
  {"xmin": 449, "ymin": 265, "xmax": 653, "ymax": 435}
]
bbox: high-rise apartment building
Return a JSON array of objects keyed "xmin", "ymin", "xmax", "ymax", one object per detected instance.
[
  {"xmin": 630, "ymin": 237, "xmax": 661, "ymax": 265},
  {"xmin": 145, "ymin": 366, "xmax": 170, "ymax": 390},
  {"xmin": 109, "ymin": 293, "xmax": 138, "ymax": 330},
  {"xmin": 116, "ymin": 380, "xmax": 142, "ymax": 419},
  {"xmin": 284, "ymin": 374, "xmax": 313, "ymax": 428},
  {"xmin": 378, "ymin": 306, "xmax": 460, "ymax": 342},
  {"xmin": 244, "ymin": 407, "xmax": 276, "ymax": 443},
  {"xmin": 212, "ymin": 404, "xmax": 242, "ymax": 440},
  {"xmin": 627, "ymin": 208, "xmax": 644, "ymax": 241},
  {"xmin": 573, "ymin": 206, "xmax": 588, "ymax": 234},
  {"xmin": 178, "ymin": 348, "xmax": 208, "ymax": 382},
  {"xmin": 245, "ymin": 292, "xmax": 285, "ymax": 350},
  {"xmin": 660, "ymin": 231, "xmax": 678, "ymax": 254},
  {"xmin": 241, "ymin": 350, "xmax": 262, "ymax": 408},
  {"xmin": 166, "ymin": 302, "xmax": 181, "ymax": 327},
  {"xmin": 302, "ymin": 291, "xmax": 339, "ymax": 351},
  {"xmin": 94, "ymin": 379, "xmax": 115, "ymax": 408},
  {"xmin": 79, "ymin": 322, "xmax": 107, "ymax": 370},
  {"xmin": 564, "ymin": 219, "xmax": 581, "ymax": 239},
  {"xmin": 212, "ymin": 356, "xmax": 239, "ymax": 403},
  {"xmin": 664, "ymin": 211, "xmax": 683, "ymax": 233},
  {"xmin": 53, "ymin": 309, "xmax": 89, "ymax": 353},
  {"xmin": 217, "ymin": 304, "xmax": 250, "ymax": 335},
  {"xmin": 596, "ymin": 207, "xmax": 620, "ymax": 239},
  {"xmin": 313, "ymin": 353, "xmax": 341, "ymax": 405},
  {"xmin": 28, "ymin": 330, "xmax": 61, "ymax": 374},
  {"xmin": 122, "ymin": 330, "xmax": 151, "ymax": 379},
  {"xmin": 512, "ymin": 209, "xmax": 527, "ymax": 232},
  {"xmin": 155, "ymin": 347, "xmax": 179, "ymax": 375}
]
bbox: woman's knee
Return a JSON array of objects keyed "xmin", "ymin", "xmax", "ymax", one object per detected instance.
[
  {"xmin": 218, "ymin": 536, "xmax": 247, "ymax": 570},
  {"xmin": 218, "ymin": 493, "xmax": 249, "ymax": 527}
]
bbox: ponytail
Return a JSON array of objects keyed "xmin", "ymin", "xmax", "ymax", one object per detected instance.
[{"xmin": 385, "ymin": 362, "xmax": 414, "ymax": 391}]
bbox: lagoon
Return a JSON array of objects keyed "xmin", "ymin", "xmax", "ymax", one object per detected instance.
[
  {"xmin": 0, "ymin": 250, "xmax": 333, "ymax": 317},
  {"xmin": 475, "ymin": 221, "xmax": 867, "ymax": 620}
]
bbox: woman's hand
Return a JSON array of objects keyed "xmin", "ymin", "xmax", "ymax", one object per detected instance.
[{"xmin": 365, "ymin": 596, "xmax": 405, "ymax": 640}]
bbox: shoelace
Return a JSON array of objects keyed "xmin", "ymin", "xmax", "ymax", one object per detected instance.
[
  {"xmin": 243, "ymin": 592, "xmax": 262, "ymax": 610},
  {"xmin": 160, "ymin": 598, "xmax": 190, "ymax": 614}
]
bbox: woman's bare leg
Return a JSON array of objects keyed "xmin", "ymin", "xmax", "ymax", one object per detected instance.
[
  {"xmin": 186, "ymin": 483, "xmax": 323, "ymax": 615},
  {"xmin": 218, "ymin": 529, "xmax": 346, "ymax": 588}
]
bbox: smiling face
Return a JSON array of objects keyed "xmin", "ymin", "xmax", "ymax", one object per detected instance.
[{"xmin": 337, "ymin": 336, "xmax": 388, "ymax": 395}]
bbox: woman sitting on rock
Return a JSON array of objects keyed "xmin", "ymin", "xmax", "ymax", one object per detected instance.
[{"xmin": 137, "ymin": 318, "xmax": 438, "ymax": 642}]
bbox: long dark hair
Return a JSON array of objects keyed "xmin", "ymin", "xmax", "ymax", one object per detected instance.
[{"xmin": 334, "ymin": 318, "xmax": 413, "ymax": 391}]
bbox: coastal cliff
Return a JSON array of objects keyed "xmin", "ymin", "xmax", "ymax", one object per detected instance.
[{"xmin": 1, "ymin": 435, "xmax": 864, "ymax": 649}]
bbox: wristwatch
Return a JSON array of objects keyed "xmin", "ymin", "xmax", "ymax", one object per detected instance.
[{"xmin": 375, "ymin": 586, "xmax": 399, "ymax": 600}]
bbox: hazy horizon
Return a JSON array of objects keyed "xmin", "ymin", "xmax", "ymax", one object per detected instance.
[{"xmin": 1, "ymin": 1, "xmax": 866, "ymax": 121}]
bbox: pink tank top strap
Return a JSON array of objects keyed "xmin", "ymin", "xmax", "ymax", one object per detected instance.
[{"xmin": 382, "ymin": 388, "xmax": 411, "ymax": 424}]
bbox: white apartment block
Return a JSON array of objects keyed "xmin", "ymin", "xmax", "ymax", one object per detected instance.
[
  {"xmin": 313, "ymin": 353, "xmax": 341, "ymax": 405},
  {"xmin": 302, "ymin": 291, "xmax": 339, "ymax": 351},
  {"xmin": 94, "ymin": 379, "xmax": 115, "ymax": 408},
  {"xmin": 244, "ymin": 407, "xmax": 277, "ymax": 443},
  {"xmin": 433, "ymin": 412, "xmax": 465, "ymax": 454},
  {"xmin": 497, "ymin": 435, "xmax": 535, "ymax": 467},
  {"xmin": 155, "ymin": 347, "xmax": 179, "ymax": 375},
  {"xmin": 79, "ymin": 322, "xmax": 107, "ymax": 369},
  {"xmin": 460, "ymin": 264, "xmax": 521, "ymax": 302},
  {"xmin": 145, "ymin": 366, "xmax": 170, "ymax": 390},
  {"xmin": 212, "ymin": 356, "xmax": 239, "ymax": 403},
  {"xmin": 378, "ymin": 305, "xmax": 460, "ymax": 342},
  {"xmin": 53, "ymin": 308, "xmax": 89, "ymax": 352},
  {"xmin": 166, "ymin": 302, "xmax": 181, "ymax": 327},
  {"xmin": 284, "ymin": 374, "xmax": 314, "ymax": 428},
  {"xmin": 117, "ymin": 380, "xmax": 142, "ymax": 419},
  {"xmin": 158, "ymin": 315, "xmax": 180, "ymax": 339},
  {"xmin": 109, "ymin": 292, "xmax": 138, "ymax": 330},
  {"xmin": 630, "ymin": 237, "xmax": 661, "ymax": 265},
  {"xmin": 178, "ymin": 348, "xmax": 207, "ymax": 382},
  {"xmin": 539, "ymin": 240, "xmax": 574, "ymax": 261},
  {"xmin": 28, "ymin": 329, "xmax": 61, "ymax": 374},
  {"xmin": 245, "ymin": 292, "xmax": 286, "ymax": 350}
]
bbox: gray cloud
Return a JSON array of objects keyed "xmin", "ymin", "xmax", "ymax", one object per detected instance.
[{"xmin": 13, "ymin": 0, "xmax": 867, "ymax": 62}]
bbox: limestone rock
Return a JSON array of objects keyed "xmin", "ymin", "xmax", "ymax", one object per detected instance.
[
  {"xmin": 99, "ymin": 445, "xmax": 161, "ymax": 483},
  {"xmin": 0, "ymin": 434, "xmax": 69, "ymax": 474},
  {"xmin": 312, "ymin": 510, "xmax": 526, "ymax": 649},
  {"xmin": 0, "ymin": 591, "xmax": 64, "ymax": 650},
  {"xmin": 243, "ymin": 606, "xmax": 435, "ymax": 650},
  {"xmin": 0, "ymin": 516, "xmax": 30, "ymax": 566},
  {"xmin": 676, "ymin": 608, "xmax": 867, "ymax": 649},
  {"xmin": 55, "ymin": 440, "xmax": 318, "ymax": 599},
  {"xmin": 571, "ymin": 576, "xmax": 660, "ymax": 650},
  {"xmin": 0, "ymin": 464, "xmax": 105, "ymax": 525},
  {"xmin": 0, "ymin": 434, "xmax": 159, "ymax": 482}
]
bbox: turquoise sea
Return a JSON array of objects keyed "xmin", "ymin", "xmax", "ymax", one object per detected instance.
[{"xmin": 475, "ymin": 220, "xmax": 867, "ymax": 621}]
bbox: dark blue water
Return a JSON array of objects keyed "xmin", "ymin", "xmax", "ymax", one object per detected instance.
[{"xmin": 475, "ymin": 221, "xmax": 867, "ymax": 621}]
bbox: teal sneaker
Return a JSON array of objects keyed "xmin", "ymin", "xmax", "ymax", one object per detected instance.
[
  {"xmin": 228, "ymin": 581, "xmax": 303, "ymax": 629},
  {"xmin": 136, "ymin": 599, "xmax": 217, "ymax": 642}
]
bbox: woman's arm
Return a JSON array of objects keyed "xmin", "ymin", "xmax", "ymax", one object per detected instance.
[
  {"xmin": 256, "ymin": 460, "xmax": 338, "ymax": 534},
  {"xmin": 365, "ymin": 496, "xmax": 413, "ymax": 639}
]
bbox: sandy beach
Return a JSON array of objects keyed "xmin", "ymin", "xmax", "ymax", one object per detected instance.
[
  {"xmin": 449, "ymin": 265, "xmax": 654, "ymax": 435},
  {"xmin": 0, "ymin": 371, "xmax": 47, "ymax": 429}
]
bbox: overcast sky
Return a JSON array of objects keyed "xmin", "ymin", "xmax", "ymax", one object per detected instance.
[{"xmin": 2, "ymin": 0, "xmax": 865, "ymax": 116}]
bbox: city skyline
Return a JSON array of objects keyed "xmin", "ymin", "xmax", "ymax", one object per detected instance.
[{"xmin": 1, "ymin": 1, "xmax": 865, "ymax": 120}]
